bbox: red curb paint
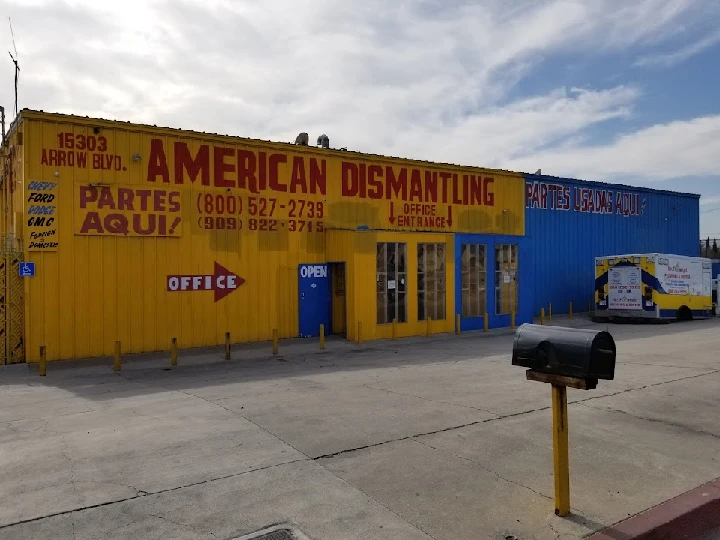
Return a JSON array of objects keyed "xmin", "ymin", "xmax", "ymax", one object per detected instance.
[{"xmin": 590, "ymin": 478, "xmax": 720, "ymax": 540}]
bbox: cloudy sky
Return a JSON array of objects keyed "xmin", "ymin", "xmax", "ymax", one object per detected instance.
[{"xmin": 2, "ymin": 0, "xmax": 720, "ymax": 236}]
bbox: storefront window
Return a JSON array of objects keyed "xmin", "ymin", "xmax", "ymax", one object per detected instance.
[
  {"xmin": 461, "ymin": 244, "xmax": 486, "ymax": 318},
  {"xmin": 376, "ymin": 242, "xmax": 407, "ymax": 324},
  {"xmin": 417, "ymin": 243, "xmax": 446, "ymax": 321},
  {"xmin": 495, "ymin": 244, "xmax": 518, "ymax": 315}
]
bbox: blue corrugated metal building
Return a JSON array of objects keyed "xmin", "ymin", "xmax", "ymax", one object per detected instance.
[{"xmin": 524, "ymin": 174, "xmax": 700, "ymax": 316}]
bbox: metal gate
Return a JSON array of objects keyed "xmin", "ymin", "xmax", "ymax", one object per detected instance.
[{"xmin": 0, "ymin": 245, "xmax": 24, "ymax": 364}]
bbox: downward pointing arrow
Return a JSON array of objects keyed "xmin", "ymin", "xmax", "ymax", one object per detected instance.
[
  {"xmin": 389, "ymin": 201, "xmax": 395, "ymax": 224},
  {"xmin": 447, "ymin": 206, "xmax": 453, "ymax": 227}
]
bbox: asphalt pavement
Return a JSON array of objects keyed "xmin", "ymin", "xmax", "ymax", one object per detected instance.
[{"xmin": 1, "ymin": 316, "xmax": 719, "ymax": 539}]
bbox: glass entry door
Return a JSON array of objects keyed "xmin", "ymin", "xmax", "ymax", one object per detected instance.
[
  {"xmin": 495, "ymin": 244, "xmax": 518, "ymax": 315},
  {"xmin": 460, "ymin": 243, "xmax": 487, "ymax": 318}
]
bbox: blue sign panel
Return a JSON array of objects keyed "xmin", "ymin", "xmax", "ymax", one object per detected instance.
[
  {"xmin": 298, "ymin": 264, "xmax": 331, "ymax": 338},
  {"xmin": 19, "ymin": 262, "xmax": 35, "ymax": 277}
]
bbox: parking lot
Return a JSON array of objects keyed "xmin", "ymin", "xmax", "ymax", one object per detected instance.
[{"xmin": 1, "ymin": 316, "xmax": 719, "ymax": 540}]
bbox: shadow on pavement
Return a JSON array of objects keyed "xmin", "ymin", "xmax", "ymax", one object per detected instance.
[{"xmin": 1, "ymin": 316, "xmax": 717, "ymax": 404}]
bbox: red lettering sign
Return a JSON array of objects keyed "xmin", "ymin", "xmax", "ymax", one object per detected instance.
[
  {"xmin": 526, "ymin": 181, "xmax": 646, "ymax": 216},
  {"xmin": 339, "ymin": 164, "xmax": 495, "ymax": 207},
  {"xmin": 166, "ymin": 262, "xmax": 245, "ymax": 302},
  {"xmin": 144, "ymin": 140, "xmax": 497, "ymax": 208},
  {"xmin": 76, "ymin": 185, "xmax": 182, "ymax": 237},
  {"xmin": 147, "ymin": 140, "xmax": 327, "ymax": 196},
  {"xmin": 389, "ymin": 202, "xmax": 452, "ymax": 229}
]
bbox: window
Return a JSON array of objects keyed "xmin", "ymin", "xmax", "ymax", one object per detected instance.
[
  {"xmin": 417, "ymin": 243, "xmax": 446, "ymax": 321},
  {"xmin": 376, "ymin": 242, "xmax": 407, "ymax": 324},
  {"xmin": 461, "ymin": 244, "xmax": 486, "ymax": 318},
  {"xmin": 495, "ymin": 244, "xmax": 518, "ymax": 315}
]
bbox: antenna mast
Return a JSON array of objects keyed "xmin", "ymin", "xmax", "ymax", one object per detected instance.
[{"xmin": 8, "ymin": 18, "xmax": 20, "ymax": 117}]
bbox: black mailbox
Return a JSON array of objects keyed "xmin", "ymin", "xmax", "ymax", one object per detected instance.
[{"xmin": 512, "ymin": 324, "xmax": 616, "ymax": 380}]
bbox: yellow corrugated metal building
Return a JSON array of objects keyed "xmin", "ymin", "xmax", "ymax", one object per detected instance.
[{"xmin": 0, "ymin": 110, "xmax": 526, "ymax": 363}]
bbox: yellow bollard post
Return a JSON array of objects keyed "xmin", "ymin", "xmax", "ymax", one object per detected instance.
[
  {"xmin": 225, "ymin": 332, "xmax": 231, "ymax": 360},
  {"xmin": 541, "ymin": 308, "xmax": 546, "ymax": 325},
  {"xmin": 484, "ymin": 312, "xmax": 489, "ymax": 332},
  {"xmin": 39, "ymin": 346, "xmax": 47, "ymax": 377},
  {"xmin": 392, "ymin": 318, "xmax": 397, "ymax": 341},
  {"xmin": 171, "ymin": 337, "xmax": 178, "ymax": 366},
  {"xmin": 272, "ymin": 329, "xmax": 279, "ymax": 355},
  {"xmin": 114, "ymin": 341, "xmax": 121, "ymax": 372},
  {"xmin": 549, "ymin": 302, "xmax": 553, "ymax": 322},
  {"xmin": 426, "ymin": 316, "xmax": 432, "ymax": 338},
  {"xmin": 357, "ymin": 322, "xmax": 363, "ymax": 345},
  {"xmin": 511, "ymin": 311, "xmax": 516, "ymax": 329},
  {"xmin": 551, "ymin": 384, "xmax": 570, "ymax": 517},
  {"xmin": 455, "ymin": 314, "xmax": 461, "ymax": 335},
  {"xmin": 569, "ymin": 302, "xmax": 573, "ymax": 320},
  {"xmin": 319, "ymin": 324, "xmax": 325, "ymax": 350}
]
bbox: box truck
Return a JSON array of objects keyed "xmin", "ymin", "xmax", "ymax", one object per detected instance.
[{"xmin": 594, "ymin": 253, "xmax": 713, "ymax": 322}]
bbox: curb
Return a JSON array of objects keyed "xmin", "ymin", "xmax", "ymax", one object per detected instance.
[{"xmin": 590, "ymin": 478, "xmax": 720, "ymax": 540}]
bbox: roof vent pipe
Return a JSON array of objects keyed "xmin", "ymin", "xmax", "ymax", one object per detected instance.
[{"xmin": 317, "ymin": 134, "xmax": 329, "ymax": 149}]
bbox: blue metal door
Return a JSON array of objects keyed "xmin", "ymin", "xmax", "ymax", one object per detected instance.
[{"xmin": 298, "ymin": 264, "xmax": 332, "ymax": 337}]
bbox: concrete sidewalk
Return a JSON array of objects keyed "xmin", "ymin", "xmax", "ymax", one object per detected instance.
[{"xmin": 1, "ymin": 316, "xmax": 719, "ymax": 539}]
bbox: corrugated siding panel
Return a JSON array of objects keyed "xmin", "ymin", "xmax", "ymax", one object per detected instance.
[
  {"xmin": 19, "ymin": 110, "xmax": 519, "ymax": 361},
  {"xmin": 524, "ymin": 174, "xmax": 700, "ymax": 315},
  {"xmin": 329, "ymin": 229, "xmax": 456, "ymax": 341},
  {"xmin": 23, "ymin": 117, "xmax": 328, "ymax": 361}
]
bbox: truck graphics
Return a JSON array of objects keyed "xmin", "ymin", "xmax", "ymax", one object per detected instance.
[{"xmin": 594, "ymin": 254, "xmax": 713, "ymax": 321}]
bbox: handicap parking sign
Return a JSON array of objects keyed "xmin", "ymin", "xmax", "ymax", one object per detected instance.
[{"xmin": 19, "ymin": 262, "xmax": 35, "ymax": 277}]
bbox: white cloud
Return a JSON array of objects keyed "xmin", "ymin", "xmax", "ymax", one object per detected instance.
[
  {"xmin": 0, "ymin": 0, "xmax": 716, "ymax": 190},
  {"xmin": 504, "ymin": 115, "xmax": 720, "ymax": 181},
  {"xmin": 700, "ymin": 196, "xmax": 720, "ymax": 237},
  {"xmin": 700, "ymin": 196, "xmax": 720, "ymax": 207},
  {"xmin": 388, "ymin": 85, "xmax": 641, "ymax": 168},
  {"xmin": 635, "ymin": 30, "xmax": 720, "ymax": 67}
]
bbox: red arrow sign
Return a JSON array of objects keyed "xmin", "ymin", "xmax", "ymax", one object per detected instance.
[
  {"xmin": 447, "ymin": 205, "xmax": 453, "ymax": 227},
  {"xmin": 389, "ymin": 201, "xmax": 395, "ymax": 224},
  {"xmin": 167, "ymin": 262, "xmax": 246, "ymax": 302}
]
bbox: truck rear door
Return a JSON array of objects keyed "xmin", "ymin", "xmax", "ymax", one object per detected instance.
[{"xmin": 608, "ymin": 263, "xmax": 643, "ymax": 310}]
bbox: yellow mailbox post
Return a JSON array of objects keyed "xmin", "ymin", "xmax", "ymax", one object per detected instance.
[{"xmin": 512, "ymin": 323, "xmax": 617, "ymax": 516}]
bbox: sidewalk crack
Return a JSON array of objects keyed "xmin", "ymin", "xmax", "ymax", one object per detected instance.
[
  {"xmin": 578, "ymin": 402, "xmax": 720, "ymax": 440},
  {"xmin": 412, "ymin": 438, "xmax": 553, "ymax": 502}
]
